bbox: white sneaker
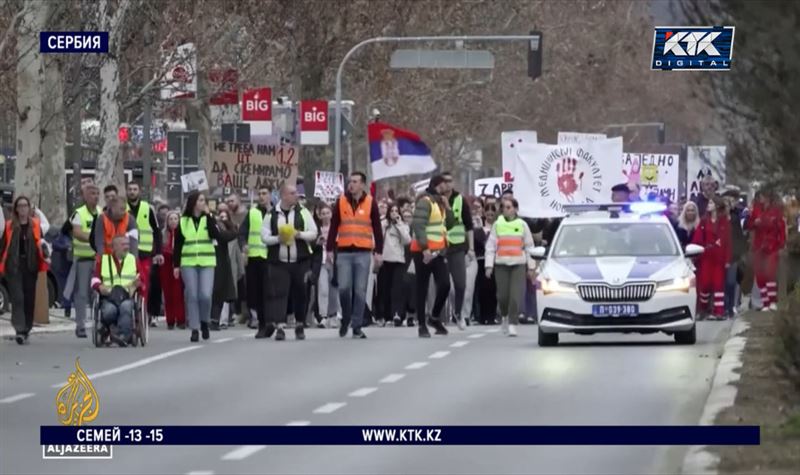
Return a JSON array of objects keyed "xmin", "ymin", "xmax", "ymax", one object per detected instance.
[
  {"xmin": 508, "ymin": 324, "xmax": 518, "ymax": 337},
  {"xmin": 456, "ymin": 317, "xmax": 466, "ymax": 331},
  {"xmin": 501, "ymin": 317, "xmax": 509, "ymax": 335},
  {"xmin": 762, "ymin": 306, "xmax": 771, "ymax": 312},
  {"xmin": 769, "ymin": 303, "xmax": 778, "ymax": 311}
]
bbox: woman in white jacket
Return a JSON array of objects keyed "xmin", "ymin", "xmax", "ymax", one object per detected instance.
[
  {"xmin": 379, "ymin": 204, "xmax": 412, "ymax": 327},
  {"xmin": 485, "ymin": 197, "xmax": 536, "ymax": 337}
]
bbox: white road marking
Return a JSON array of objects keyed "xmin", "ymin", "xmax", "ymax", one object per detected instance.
[
  {"xmin": 348, "ymin": 387, "xmax": 378, "ymax": 397},
  {"xmin": 313, "ymin": 402, "xmax": 347, "ymax": 414},
  {"xmin": 285, "ymin": 421, "xmax": 311, "ymax": 426},
  {"xmin": 486, "ymin": 328, "xmax": 501, "ymax": 333},
  {"xmin": 50, "ymin": 346, "xmax": 202, "ymax": 388},
  {"xmin": 0, "ymin": 393, "xmax": 35, "ymax": 404},
  {"xmin": 405, "ymin": 362, "xmax": 429, "ymax": 370},
  {"xmin": 468, "ymin": 333, "xmax": 486, "ymax": 339},
  {"xmin": 221, "ymin": 445, "xmax": 266, "ymax": 461},
  {"xmin": 187, "ymin": 471, "xmax": 214, "ymax": 475},
  {"xmin": 450, "ymin": 340, "xmax": 470, "ymax": 348},
  {"xmin": 428, "ymin": 351, "xmax": 450, "ymax": 359},
  {"xmin": 213, "ymin": 337, "xmax": 234, "ymax": 343},
  {"xmin": 380, "ymin": 373, "xmax": 405, "ymax": 383}
]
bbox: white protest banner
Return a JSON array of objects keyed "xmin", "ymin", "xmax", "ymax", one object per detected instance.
[
  {"xmin": 474, "ymin": 177, "xmax": 513, "ymax": 198},
  {"xmin": 687, "ymin": 146, "xmax": 726, "ymax": 202},
  {"xmin": 314, "ymin": 171, "xmax": 344, "ymax": 201},
  {"xmin": 513, "ymin": 137, "xmax": 624, "ymax": 218},
  {"xmin": 620, "ymin": 153, "xmax": 680, "ymax": 202},
  {"xmin": 500, "ymin": 131, "xmax": 537, "ymax": 183},
  {"xmin": 557, "ymin": 132, "xmax": 607, "ymax": 144},
  {"xmin": 209, "ymin": 141, "xmax": 299, "ymax": 193},
  {"xmin": 181, "ymin": 170, "xmax": 209, "ymax": 193}
]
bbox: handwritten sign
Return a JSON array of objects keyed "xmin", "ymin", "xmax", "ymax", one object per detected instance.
[
  {"xmin": 209, "ymin": 141, "xmax": 298, "ymax": 193},
  {"xmin": 314, "ymin": 171, "xmax": 344, "ymax": 202},
  {"xmin": 474, "ymin": 177, "xmax": 513, "ymax": 198},
  {"xmin": 621, "ymin": 153, "xmax": 679, "ymax": 202},
  {"xmin": 180, "ymin": 170, "xmax": 209, "ymax": 193}
]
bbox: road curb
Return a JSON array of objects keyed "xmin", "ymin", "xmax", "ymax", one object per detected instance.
[
  {"xmin": 681, "ymin": 317, "xmax": 750, "ymax": 475},
  {"xmin": 0, "ymin": 319, "xmax": 76, "ymax": 338}
]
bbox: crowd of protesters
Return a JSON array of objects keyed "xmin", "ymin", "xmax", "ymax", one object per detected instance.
[{"xmin": 2, "ymin": 171, "xmax": 799, "ymax": 345}]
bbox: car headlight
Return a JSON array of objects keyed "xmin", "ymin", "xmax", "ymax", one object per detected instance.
[
  {"xmin": 657, "ymin": 276, "xmax": 694, "ymax": 293},
  {"xmin": 538, "ymin": 278, "xmax": 576, "ymax": 295}
]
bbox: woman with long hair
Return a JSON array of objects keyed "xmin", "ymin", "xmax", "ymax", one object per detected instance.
[
  {"xmin": 692, "ymin": 196, "xmax": 732, "ymax": 319},
  {"xmin": 676, "ymin": 201, "xmax": 701, "ymax": 249},
  {"xmin": 210, "ymin": 209, "xmax": 243, "ymax": 330},
  {"xmin": 0, "ymin": 196, "xmax": 49, "ymax": 344},
  {"xmin": 159, "ymin": 210, "xmax": 185, "ymax": 329},
  {"xmin": 378, "ymin": 203, "xmax": 412, "ymax": 327},
  {"xmin": 474, "ymin": 203, "xmax": 498, "ymax": 324},
  {"xmin": 313, "ymin": 202, "xmax": 339, "ymax": 328},
  {"xmin": 173, "ymin": 191, "xmax": 221, "ymax": 342}
]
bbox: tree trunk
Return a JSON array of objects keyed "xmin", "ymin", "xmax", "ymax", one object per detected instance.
[
  {"xmin": 14, "ymin": 0, "xmax": 50, "ymax": 203},
  {"xmin": 185, "ymin": 72, "xmax": 212, "ymax": 172},
  {"xmin": 40, "ymin": 55, "xmax": 67, "ymax": 225}
]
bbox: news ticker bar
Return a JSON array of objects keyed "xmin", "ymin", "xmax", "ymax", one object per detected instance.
[{"xmin": 41, "ymin": 426, "xmax": 760, "ymax": 446}]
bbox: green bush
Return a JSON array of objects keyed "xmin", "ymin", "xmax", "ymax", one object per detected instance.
[{"xmin": 775, "ymin": 286, "xmax": 800, "ymax": 391}]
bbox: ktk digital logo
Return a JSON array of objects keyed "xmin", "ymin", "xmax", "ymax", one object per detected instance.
[{"xmin": 651, "ymin": 26, "xmax": 735, "ymax": 71}]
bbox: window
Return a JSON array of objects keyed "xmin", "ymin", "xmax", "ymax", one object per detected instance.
[{"xmin": 552, "ymin": 223, "xmax": 679, "ymax": 257}]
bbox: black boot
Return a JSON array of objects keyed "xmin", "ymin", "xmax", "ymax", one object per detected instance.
[
  {"xmin": 428, "ymin": 318, "xmax": 448, "ymax": 336},
  {"xmin": 190, "ymin": 330, "xmax": 199, "ymax": 342},
  {"xmin": 418, "ymin": 324, "xmax": 431, "ymax": 338},
  {"xmin": 200, "ymin": 322, "xmax": 210, "ymax": 340},
  {"xmin": 255, "ymin": 326, "xmax": 268, "ymax": 339},
  {"xmin": 295, "ymin": 325, "xmax": 306, "ymax": 340},
  {"xmin": 275, "ymin": 327, "xmax": 286, "ymax": 341}
]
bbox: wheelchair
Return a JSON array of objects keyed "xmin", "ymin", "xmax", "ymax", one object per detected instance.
[{"xmin": 91, "ymin": 290, "xmax": 149, "ymax": 347}]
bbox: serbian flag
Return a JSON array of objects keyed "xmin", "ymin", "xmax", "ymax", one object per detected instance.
[{"xmin": 368, "ymin": 121, "xmax": 436, "ymax": 181}]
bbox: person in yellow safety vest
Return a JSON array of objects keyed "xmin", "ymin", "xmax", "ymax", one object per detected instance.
[
  {"xmin": 126, "ymin": 182, "xmax": 163, "ymax": 325},
  {"xmin": 238, "ymin": 185, "xmax": 273, "ymax": 336},
  {"xmin": 69, "ymin": 183, "xmax": 100, "ymax": 339},
  {"xmin": 91, "ymin": 235, "xmax": 141, "ymax": 347},
  {"xmin": 484, "ymin": 197, "xmax": 537, "ymax": 337},
  {"xmin": 173, "ymin": 191, "xmax": 222, "ymax": 343},
  {"xmin": 440, "ymin": 171, "xmax": 475, "ymax": 331},
  {"xmin": 410, "ymin": 174, "xmax": 456, "ymax": 338}
]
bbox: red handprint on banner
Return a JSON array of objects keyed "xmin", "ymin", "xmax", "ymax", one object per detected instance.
[{"xmin": 556, "ymin": 158, "xmax": 584, "ymax": 202}]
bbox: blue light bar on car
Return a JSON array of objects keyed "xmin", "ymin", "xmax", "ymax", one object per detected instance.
[
  {"xmin": 628, "ymin": 202, "xmax": 667, "ymax": 215},
  {"xmin": 562, "ymin": 204, "xmax": 625, "ymax": 214}
]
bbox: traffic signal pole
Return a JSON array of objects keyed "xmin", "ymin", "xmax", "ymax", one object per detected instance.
[{"xmin": 333, "ymin": 34, "xmax": 542, "ymax": 175}]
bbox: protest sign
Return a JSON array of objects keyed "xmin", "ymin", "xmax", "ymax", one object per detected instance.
[
  {"xmin": 314, "ymin": 171, "xmax": 344, "ymax": 201},
  {"xmin": 620, "ymin": 153, "xmax": 680, "ymax": 202},
  {"xmin": 513, "ymin": 137, "xmax": 623, "ymax": 218},
  {"xmin": 208, "ymin": 141, "xmax": 298, "ymax": 193},
  {"xmin": 687, "ymin": 146, "xmax": 726, "ymax": 202},
  {"xmin": 557, "ymin": 132, "xmax": 607, "ymax": 144},
  {"xmin": 500, "ymin": 131, "xmax": 537, "ymax": 183},
  {"xmin": 180, "ymin": 170, "xmax": 209, "ymax": 193},
  {"xmin": 474, "ymin": 177, "xmax": 513, "ymax": 198}
]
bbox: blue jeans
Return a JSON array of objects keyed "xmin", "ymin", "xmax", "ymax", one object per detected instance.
[
  {"xmin": 336, "ymin": 252, "xmax": 372, "ymax": 330},
  {"xmin": 100, "ymin": 299, "xmax": 133, "ymax": 338},
  {"xmin": 724, "ymin": 263, "xmax": 739, "ymax": 315},
  {"xmin": 181, "ymin": 266, "xmax": 215, "ymax": 330}
]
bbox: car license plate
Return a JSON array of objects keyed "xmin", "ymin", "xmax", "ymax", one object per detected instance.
[{"xmin": 592, "ymin": 304, "xmax": 639, "ymax": 317}]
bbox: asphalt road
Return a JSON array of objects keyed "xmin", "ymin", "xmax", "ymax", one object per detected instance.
[{"xmin": 0, "ymin": 321, "xmax": 732, "ymax": 475}]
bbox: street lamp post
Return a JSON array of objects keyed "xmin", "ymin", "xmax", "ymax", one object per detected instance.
[{"xmin": 334, "ymin": 34, "xmax": 542, "ymax": 175}]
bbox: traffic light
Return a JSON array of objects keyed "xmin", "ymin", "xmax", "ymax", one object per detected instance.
[{"xmin": 528, "ymin": 30, "xmax": 543, "ymax": 80}]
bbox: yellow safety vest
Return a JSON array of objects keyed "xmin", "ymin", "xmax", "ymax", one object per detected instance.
[
  {"xmin": 73, "ymin": 205, "xmax": 96, "ymax": 259},
  {"xmin": 100, "ymin": 253, "xmax": 137, "ymax": 288},
  {"xmin": 180, "ymin": 216, "xmax": 216, "ymax": 267},
  {"xmin": 128, "ymin": 201, "xmax": 153, "ymax": 253},
  {"xmin": 447, "ymin": 194, "xmax": 465, "ymax": 245},
  {"xmin": 248, "ymin": 207, "xmax": 267, "ymax": 259},
  {"xmin": 495, "ymin": 216, "xmax": 525, "ymax": 257}
]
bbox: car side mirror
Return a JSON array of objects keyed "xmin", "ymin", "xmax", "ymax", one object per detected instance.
[
  {"xmin": 684, "ymin": 244, "xmax": 704, "ymax": 258},
  {"xmin": 530, "ymin": 246, "xmax": 547, "ymax": 260}
]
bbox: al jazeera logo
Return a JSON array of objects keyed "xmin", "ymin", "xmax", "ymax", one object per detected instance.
[{"xmin": 42, "ymin": 358, "xmax": 112, "ymax": 459}]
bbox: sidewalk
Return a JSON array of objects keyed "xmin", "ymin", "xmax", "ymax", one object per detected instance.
[{"xmin": 0, "ymin": 308, "xmax": 75, "ymax": 338}]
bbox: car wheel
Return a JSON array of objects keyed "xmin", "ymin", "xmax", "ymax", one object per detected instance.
[
  {"xmin": 0, "ymin": 282, "xmax": 9, "ymax": 314},
  {"xmin": 674, "ymin": 325, "xmax": 696, "ymax": 345},
  {"xmin": 538, "ymin": 326, "xmax": 559, "ymax": 347}
]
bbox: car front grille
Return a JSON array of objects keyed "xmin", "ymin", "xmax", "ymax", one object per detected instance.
[{"xmin": 576, "ymin": 283, "xmax": 656, "ymax": 302}]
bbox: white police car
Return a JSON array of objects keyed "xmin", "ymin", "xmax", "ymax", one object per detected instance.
[{"xmin": 532, "ymin": 203, "xmax": 703, "ymax": 347}]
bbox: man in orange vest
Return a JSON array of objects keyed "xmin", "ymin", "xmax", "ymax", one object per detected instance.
[
  {"xmin": 93, "ymin": 197, "xmax": 139, "ymax": 257},
  {"xmin": 411, "ymin": 175, "xmax": 455, "ymax": 338},
  {"xmin": 326, "ymin": 172, "xmax": 384, "ymax": 339}
]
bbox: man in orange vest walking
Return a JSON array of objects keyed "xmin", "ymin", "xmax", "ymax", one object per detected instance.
[
  {"xmin": 326, "ymin": 172, "xmax": 384, "ymax": 339},
  {"xmin": 411, "ymin": 175, "xmax": 456, "ymax": 338}
]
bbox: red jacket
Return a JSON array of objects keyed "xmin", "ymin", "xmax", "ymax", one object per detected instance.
[
  {"xmin": 692, "ymin": 215, "xmax": 731, "ymax": 264},
  {"xmin": 746, "ymin": 204, "xmax": 785, "ymax": 253}
]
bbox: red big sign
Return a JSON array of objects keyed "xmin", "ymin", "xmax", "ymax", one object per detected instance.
[
  {"xmin": 300, "ymin": 100, "xmax": 328, "ymax": 131},
  {"xmin": 242, "ymin": 88, "xmax": 272, "ymax": 122}
]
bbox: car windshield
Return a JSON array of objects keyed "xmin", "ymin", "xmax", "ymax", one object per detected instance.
[{"xmin": 552, "ymin": 222, "xmax": 679, "ymax": 257}]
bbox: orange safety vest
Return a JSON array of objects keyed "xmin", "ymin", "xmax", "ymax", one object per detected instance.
[
  {"xmin": 102, "ymin": 213, "xmax": 129, "ymax": 255},
  {"xmin": 410, "ymin": 197, "xmax": 447, "ymax": 252},
  {"xmin": 336, "ymin": 194, "xmax": 375, "ymax": 250},
  {"xmin": 0, "ymin": 218, "xmax": 48, "ymax": 274}
]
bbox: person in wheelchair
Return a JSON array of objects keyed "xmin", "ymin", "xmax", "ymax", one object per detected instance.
[{"xmin": 91, "ymin": 235, "xmax": 141, "ymax": 346}]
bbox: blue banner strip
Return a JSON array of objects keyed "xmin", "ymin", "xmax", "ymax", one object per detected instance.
[{"xmin": 40, "ymin": 425, "xmax": 760, "ymax": 446}]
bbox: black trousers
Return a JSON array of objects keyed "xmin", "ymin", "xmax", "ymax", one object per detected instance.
[
  {"xmin": 378, "ymin": 261, "xmax": 408, "ymax": 321},
  {"xmin": 148, "ymin": 262, "xmax": 162, "ymax": 317},
  {"xmin": 413, "ymin": 254, "xmax": 450, "ymax": 324},
  {"xmin": 447, "ymin": 249, "xmax": 467, "ymax": 317},
  {"xmin": 264, "ymin": 260, "xmax": 310, "ymax": 326},
  {"xmin": 9, "ymin": 269, "xmax": 38, "ymax": 335},
  {"xmin": 476, "ymin": 259, "xmax": 497, "ymax": 324},
  {"xmin": 246, "ymin": 257, "xmax": 267, "ymax": 326}
]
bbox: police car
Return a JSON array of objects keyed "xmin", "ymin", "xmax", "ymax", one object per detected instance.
[{"xmin": 532, "ymin": 203, "xmax": 703, "ymax": 347}]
